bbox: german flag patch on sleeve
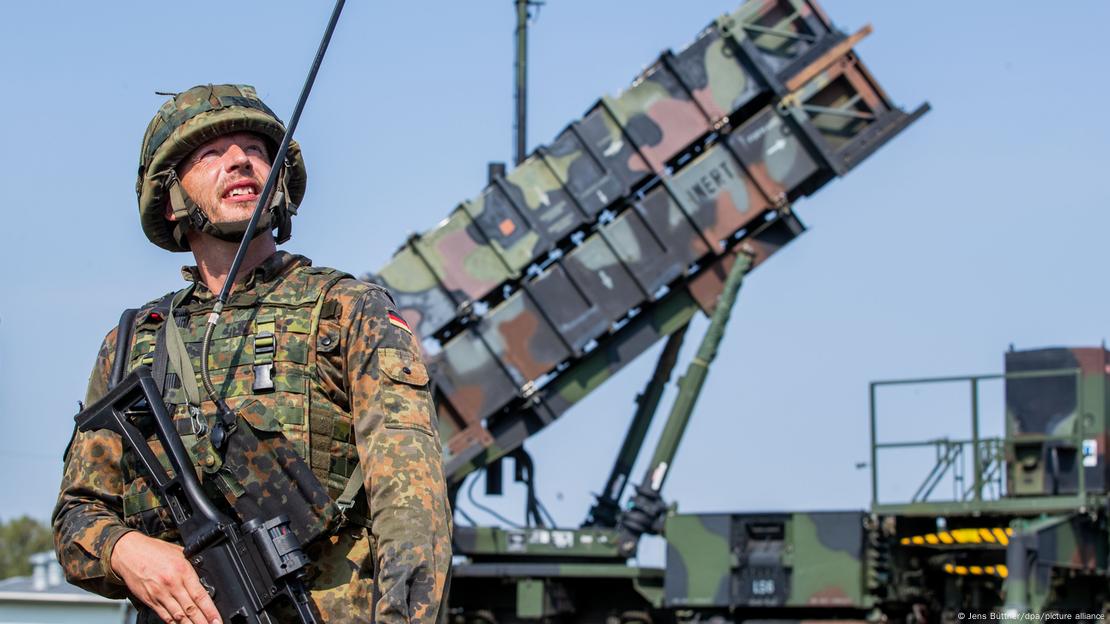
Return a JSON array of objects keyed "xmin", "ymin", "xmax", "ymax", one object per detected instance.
[{"xmin": 388, "ymin": 311, "xmax": 413, "ymax": 336}]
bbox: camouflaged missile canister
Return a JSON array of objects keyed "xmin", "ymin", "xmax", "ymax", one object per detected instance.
[
  {"xmin": 478, "ymin": 289, "xmax": 570, "ymax": 385},
  {"xmin": 369, "ymin": 243, "xmax": 458, "ymax": 339},
  {"xmin": 687, "ymin": 213, "xmax": 804, "ymax": 313},
  {"xmin": 667, "ymin": 30, "xmax": 762, "ymax": 123},
  {"xmin": 727, "ymin": 107, "xmax": 820, "ymax": 202},
  {"xmin": 603, "ymin": 61, "xmax": 713, "ymax": 174},
  {"xmin": 577, "ymin": 104, "xmax": 651, "ymax": 191},
  {"xmin": 431, "ymin": 331, "xmax": 519, "ymax": 422},
  {"xmin": 414, "ymin": 206, "xmax": 514, "ymax": 305},
  {"xmin": 603, "ymin": 185, "xmax": 711, "ymax": 295},
  {"xmin": 462, "ymin": 189, "xmax": 544, "ymax": 276},
  {"xmin": 543, "ymin": 123, "xmax": 626, "ymax": 218},
  {"xmin": 557, "ymin": 233, "xmax": 646, "ymax": 322},
  {"xmin": 597, "ymin": 207, "xmax": 673, "ymax": 296},
  {"xmin": 538, "ymin": 291, "xmax": 701, "ymax": 419},
  {"xmin": 438, "ymin": 214, "xmax": 805, "ymax": 486},
  {"xmin": 523, "ymin": 264, "xmax": 611, "ymax": 354},
  {"xmin": 533, "ymin": 215, "xmax": 800, "ymax": 423},
  {"xmin": 603, "ymin": 60, "xmax": 714, "ymax": 175},
  {"xmin": 473, "ymin": 154, "xmax": 589, "ymax": 266},
  {"xmin": 503, "ymin": 155, "xmax": 588, "ymax": 241},
  {"xmin": 54, "ymin": 252, "xmax": 452, "ymax": 622},
  {"xmin": 666, "ymin": 142, "xmax": 773, "ymax": 250},
  {"xmin": 523, "ymin": 236, "xmax": 645, "ymax": 354}
]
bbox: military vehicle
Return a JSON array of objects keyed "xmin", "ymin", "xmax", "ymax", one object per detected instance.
[
  {"xmin": 865, "ymin": 346, "xmax": 1110, "ymax": 618},
  {"xmin": 362, "ymin": 0, "xmax": 1107, "ymax": 620}
]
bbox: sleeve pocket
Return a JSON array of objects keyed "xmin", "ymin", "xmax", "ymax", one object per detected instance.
[
  {"xmin": 378, "ymin": 347, "xmax": 429, "ymax": 386},
  {"xmin": 377, "ymin": 348, "xmax": 434, "ymax": 435}
]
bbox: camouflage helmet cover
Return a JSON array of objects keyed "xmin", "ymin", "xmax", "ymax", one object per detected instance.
[{"xmin": 136, "ymin": 84, "xmax": 307, "ymax": 252}]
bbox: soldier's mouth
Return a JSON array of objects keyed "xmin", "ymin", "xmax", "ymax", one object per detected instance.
[{"xmin": 222, "ymin": 181, "xmax": 260, "ymax": 202}]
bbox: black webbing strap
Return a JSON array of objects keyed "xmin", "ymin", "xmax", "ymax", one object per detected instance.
[
  {"xmin": 108, "ymin": 309, "xmax": 139, "ymax": 389},
  {"xmin": 150, "ymin": 324, "xmax": 168, "ymax": 395}
]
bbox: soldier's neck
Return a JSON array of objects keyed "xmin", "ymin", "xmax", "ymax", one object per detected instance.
[{"xmin": 186, "ymin": 231, "xmax": 278, "ymax": 295}]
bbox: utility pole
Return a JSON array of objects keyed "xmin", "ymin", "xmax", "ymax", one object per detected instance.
[{"xmin": 514, "ymin": 0, "xmax": 543, "ymax": 166}]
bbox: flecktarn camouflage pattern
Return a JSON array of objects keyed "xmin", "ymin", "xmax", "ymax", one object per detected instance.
[{"xmin": 54, "ymin": 252, "xmax": 451, "ymax": 622}]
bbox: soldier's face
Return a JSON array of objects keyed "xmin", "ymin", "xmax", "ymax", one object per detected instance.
[{"xmin": 177, "ymin": 132, "xmax": 272, "ymax": 224}]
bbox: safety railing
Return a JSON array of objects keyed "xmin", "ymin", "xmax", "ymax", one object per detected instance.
[{"xmin": 868, "ymin": 368, "xmax": 1085, "ymax": 513}]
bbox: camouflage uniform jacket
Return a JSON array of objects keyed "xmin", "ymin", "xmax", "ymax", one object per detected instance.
[{"xmin": 53, "ymin": 251, "xmax": 452, "ymax": 623}]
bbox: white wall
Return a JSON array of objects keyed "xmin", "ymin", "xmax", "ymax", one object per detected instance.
[{"xmin": 0, "ymin": 601, "xmax": 131, "ymax": 624}]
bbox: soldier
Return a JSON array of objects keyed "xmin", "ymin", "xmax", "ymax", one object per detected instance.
[{"xmin": 52, "ymin": 84, "xmax": 452, "ymax": 624}]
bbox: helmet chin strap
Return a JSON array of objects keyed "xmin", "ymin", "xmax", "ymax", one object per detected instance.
[
  {"xmin": 166, "ymin": 168, "xmax": 292, "ymax": 248},
  {"xmin": 273, "ymin": 164, "xmax": 296, "ymax": 245}
]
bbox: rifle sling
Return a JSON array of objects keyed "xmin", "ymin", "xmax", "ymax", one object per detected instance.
[
  {"xmin": 164, "ymin": 285, "xmax": 203, "ymax": 407},
  {"xmin": 336, "ymin": 464, "xmax": 364, "ymax": 514}
]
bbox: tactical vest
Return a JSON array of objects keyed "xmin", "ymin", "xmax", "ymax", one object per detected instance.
[{"xmin": 119, "ymin": 264, "xmax": 362, "ymax": 528}]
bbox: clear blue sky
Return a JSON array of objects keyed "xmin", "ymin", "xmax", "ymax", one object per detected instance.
[{"xmin": 1, "ymin": 1, "xmax": 1108, "ymax": 565}]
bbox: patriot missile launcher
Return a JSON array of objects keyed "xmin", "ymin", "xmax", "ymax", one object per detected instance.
[
  {"xmin": 367, "ymin": 0, "xmax": 928, "ymax": 490},
  {"xmin": 363, "ymin": 0, "xmax": 934, "ymax": 619}
]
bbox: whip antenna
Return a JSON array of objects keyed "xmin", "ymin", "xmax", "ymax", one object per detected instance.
[{"xmin": 200, "ymin": 0, "xmax": 346, "ymax": 418}]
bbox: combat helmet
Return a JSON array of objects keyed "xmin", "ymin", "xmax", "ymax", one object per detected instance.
[{"xmin": 136, "ymin": 84, "xmax": 307, "ymax": 252}]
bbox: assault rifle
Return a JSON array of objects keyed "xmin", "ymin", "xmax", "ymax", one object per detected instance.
[{"xmin": 75, "ymin": 367, "xmax": 319, "ymax": 624}]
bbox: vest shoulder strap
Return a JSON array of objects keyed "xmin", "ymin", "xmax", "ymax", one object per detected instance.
[
  {"xmin": 259, "ymin": 264, "xmax": 352, "ymax": 307},
  {"xmin": 108, "ymin": 291, "xmax": 176, "ymax": 386}
]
